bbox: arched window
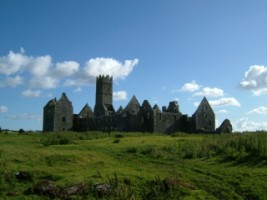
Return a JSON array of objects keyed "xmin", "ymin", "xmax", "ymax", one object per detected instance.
[{"xmin": 62, "ymin": 117, "xmax": 66, "ymax": 122}]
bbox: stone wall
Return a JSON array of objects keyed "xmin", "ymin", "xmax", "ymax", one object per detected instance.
[
  {"xmin": 44, "ymin": 93, "xmax": 73, "ymax": 132},
  {"xmin": 43, "ymin": 99, "xmax": 56, "ymax": 132},
  {"xmin": 54, "ymin": 93, "xmax": 73, "ymax": 131},
  {"xmin": 192, "ymin": 97, "xmax": 215, "ymax": 132},
  {"xmin": 153, "ymin": 111, "xmax": 181, "ymax": 133}
]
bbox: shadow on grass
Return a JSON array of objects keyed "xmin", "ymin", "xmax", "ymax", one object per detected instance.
[{"xmin": 220, "ymin": 154, "xmax": 267, "ymax": 167}]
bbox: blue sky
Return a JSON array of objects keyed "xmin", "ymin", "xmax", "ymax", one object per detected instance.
[{"xmin": 1, "ymin": 0, "xmax": 267, "ymax": 131}]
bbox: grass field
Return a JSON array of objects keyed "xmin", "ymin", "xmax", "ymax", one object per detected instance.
[{"xmin": 0, "ymin": 131, "xmax": 266, "ymax": 199}]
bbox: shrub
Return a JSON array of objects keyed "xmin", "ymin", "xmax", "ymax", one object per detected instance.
[
  {"xmin": 126, "ymin": 146, "xmax": 138, "ymax": 154},
  {"xmin": 113, "ymin": 139, "xmax": 120, "ymax": 143},
  {"xmin": 114, "ymin": 133, "xmax": 124, "ymax": 138},
  {"xmin": 18, "ymin": 129, "xmax": 25, "ymax": 134},
  {"xmin": 140, "ymin": 145, "xmax": 155, "ymax": 156},
  {"xmin": 141, "ymin": 175, "xmax": 187, "ymax": 199},
  {"xmin": 41, "ymin": 132, "xmax": 74, "ymax": 146}
]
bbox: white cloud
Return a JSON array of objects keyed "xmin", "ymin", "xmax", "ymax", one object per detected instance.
[
  {"xmin": 56, "ymin": 61, "xmax": 79, "ymax": 77},
  {"xmin": 0, "ymin": 50, "xmax": 138, "ymax": 89},
  {"xmin": 194, "ymin": 87, "xmax": 224, "ymax": 97},
  {"xmin": 7, "ymin": 75, "xmax": 24, "ymax": 87},
  {"xmin": 247, "ymin": 106, "xmax": 267, "ymax": 114},
  {"xmin": 28, "ymin": 55, "xmax": 52, "ymax": 77},
  {"xmin": 217, "ymin": 109, "xmax": 228, "ymax": 114},
  {"xmin": 63, "ymin": 79, "xmax": 76, "ymax": 87},
  {"xmin": 22, "ymin": 89, "xmax": 41, "ymax": 97},
  {"xmin": 73, "ymin": 87, "xmax": 82, "ymax": 93},
  {"xmin": 0, "ymin": 50, "xmax": 52, "ymax": 77},
  {"xmin": 193, "ymin": 97, "xmax": 240, "ymax": 107},
  {"xmin": 30, "ymin": 76, "xmax": 58, "ymax": 89},
  {"xmin": 209, "ymin": 97, "xmax": 241, "ymax": 107},
  {"xmin": 84, "ymin": 57, "xmax": 138, "ymax": 80},
  {"xmin": 0, "ymin": 105, "xmax": 8, "ymax": 113},
  {"xmin": 113, "ymin": 91, "xmax": 127, "ymax": 101},
  {"xmin": 63, "ymin": 78, "xmax": 90, "ymax": 87},
  {"xmin": 235, "ymin": 117, "xmax": 267, "ymax": 132},
  {"xmin": 8, "ymin": 113, "xmax": 42, "ymax": 122},
  {"xmin": 0, "ymin": 50, "xmax": 29, "ymax": 75},
  {"xmin": 180, "ymin": 81, "xmax": 201, "ymax": 92},
  {"xmin": 240, "ymin": 65, "xmax": 267, "ymax": 96},
  {"xmin": 0, "ymin": 75, "xmax": 24, "ymax": 87}
]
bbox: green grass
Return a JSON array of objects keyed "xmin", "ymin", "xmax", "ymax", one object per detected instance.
[{"xmin": 0, "ymin": 131, "xmax": 266, "ymax": 199}]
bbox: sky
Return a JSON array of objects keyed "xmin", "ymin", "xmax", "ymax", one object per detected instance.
[{"xmin": 1, "ymin": 0, "xmax": 267, "ymax": 132}]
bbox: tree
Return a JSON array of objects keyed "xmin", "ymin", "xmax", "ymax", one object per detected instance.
[{"xmin": 19, "ymin": 128, "xmax": 25, "ymax": 134}]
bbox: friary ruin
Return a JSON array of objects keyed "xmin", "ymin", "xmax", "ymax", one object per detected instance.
[{"xmin": 43, "ymin": 75, "xmax": 232, "ymax": 133}]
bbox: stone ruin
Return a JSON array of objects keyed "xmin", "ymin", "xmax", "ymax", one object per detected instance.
[
  {"xmin": 43, "ymin": 75, "xmax": 232, "ymax": 134},
  {"xmin": 216, "ymin": 119, "xmax": 233, "ymax": 134}
]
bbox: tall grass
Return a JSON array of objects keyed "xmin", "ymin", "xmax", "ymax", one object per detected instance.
[
  {"xmin": 177, "ymin": 133, "xmax": 267, "ymax": 162},
  {"xmin": 124, "ymin": 133, "xmax": 267, "ymax": 163}
]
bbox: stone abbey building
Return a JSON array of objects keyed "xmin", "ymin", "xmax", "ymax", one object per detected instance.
[{"xmin": 43, "ymin": 75, "xmax": 232, "ymax": 133}]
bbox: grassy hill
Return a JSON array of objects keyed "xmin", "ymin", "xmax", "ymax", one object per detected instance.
[{"xmin": 0, "ymin": 131, "xmax": 266, "ymax": 199}]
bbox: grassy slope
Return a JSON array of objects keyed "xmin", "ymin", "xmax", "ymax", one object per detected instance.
[{"xmin": 0, "ymin": 132, "xmax": 266, "ymax": 199}]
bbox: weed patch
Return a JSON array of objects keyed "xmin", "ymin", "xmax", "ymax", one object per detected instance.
[{"xmin": 41, "ymin": 132, "xmax": 74, "ymax": 146}]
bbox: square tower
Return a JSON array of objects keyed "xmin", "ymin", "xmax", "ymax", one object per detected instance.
[{"xmin": 94, "ymin": 75, "xmax": 115, "ymax": 116}]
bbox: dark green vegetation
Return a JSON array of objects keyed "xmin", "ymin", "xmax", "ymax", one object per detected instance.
[{"xmin": 0, "ymin": 131, "xmax": 266, "ymax": 199}]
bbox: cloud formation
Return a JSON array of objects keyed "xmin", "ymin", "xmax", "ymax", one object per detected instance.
[
  {"xmin": 8, "ymin": 113, "xmax": 42, "ymax": 122},
  {"xmin": 247, "ymin": 106, "xmax": 267, "ymax": 114},
  {"xmin": 113, "ymin": 91, "xmax": 127, "ymax": 101},
  {"xmin": 0, "ymin": 50, "xmax": 29, "ymax": 75},
  {"xmin": 235, "ymin": 117, "xmax": 267, "ymax": 132},
  {"xmin": 240, "ymin": 65, "xmax": 267, "ymax": 96},
  {"xmin": 0, "ymin": 105, "xmax": 8, "ymax": 113},
  {"xmin": 194, "ymin": 87, "xmax": 224, "ymax": 97},
  {"xmin": 217, "ymin": 109, "xmax": 228, "ymax": 114},
  {"xmin": 22, "ymin": 89, "xmax": 41, "ymax": 97},
  {"xmin": 180, "ymin": 81, "xmax": 201, "ymax": 92},
  {"xmin": 209, "ymin": 97, "xmax": 241, "ymax": 107},
  {"xmin": 194, "ymin": 97, "xmax": 240, "ymax": 107},
  {"xmin": 30, "ymin": 76, "xmax": 59, "ymax": 89},
  {"xmin": 0, "ymin": 75, "xmax": 23, "ymax": 87},
  {"xmin": 180, "ymin": 81, "xmax": 225, "ymax": 97},
  {"xmin": 73, "ymin": 87, "xmax": 82, "ymax": 93},
  {"xmin": 0, "ymin": 49, "xmax": 138, "ymax": 91},
  {"xmin": 55, "ymin": 61, "xmax": 79, "ymax": 77},
  {"xmin": 180, "ymin": 80, "xmax": 240, "ymax": 109},
  {"xmin": 84, "ymin": 57, "xmax": 138, "ymax": 80}
]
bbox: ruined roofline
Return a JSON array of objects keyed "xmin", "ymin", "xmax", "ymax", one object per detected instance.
[
  {"xmin": 96, "ymin": 74, "xmax": 113, "ymax": 81},
  {"xmin": 192, "ymin": 96, "xmax": 214, "ymax": 115},
  {"xmin": 79, "ymin": 103, "xmax": 93, "ymax": 115},
  {"xmin": 44, "ymin": 98, "xmax": 57, "ymax": 108},
  {"xmin": 58, "ymin": 92, "xmax": 72, "ymax": 104}
]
